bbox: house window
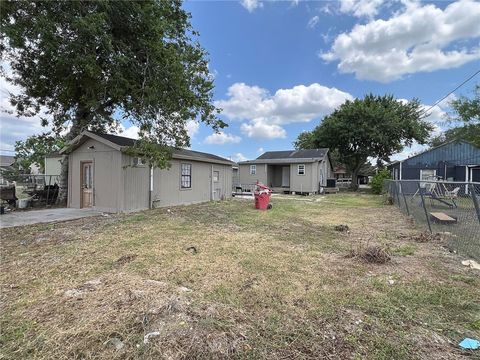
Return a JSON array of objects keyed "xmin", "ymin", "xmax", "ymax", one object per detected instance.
[
  {"xmin": 250, "ymin": 165, "xmax": 256, "ymax": 175},
  {"xmin": 132, "ymin": 157, "xmax": 145, "ymax": 167},
  {"xmin": 181, "ymin": 163, "xmax": 192, "ymax": 189},
  {"xmin": 213, "ymin": 171, "xmax": 219, "ymax": 182},
  {"xmin": 297, "ymin": 164, "xmax": 305, "ymax": 175}
]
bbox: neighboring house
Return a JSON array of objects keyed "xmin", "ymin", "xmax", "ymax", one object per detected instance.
[
  {"xmin": 387, "ymin": 140, "xmax": 480, "ymax": 183},
  {"xmin": 60, "ymin": 131, "xmax": 234, "ymax": 212},
  {"xmin": 333, "ymin": 164, "xmax": 370, "ymax": 185},
  {"xmin": 238, "ymin": 149, "xmax": 333, "ymax": 194},
  {"xmin": 0, "ymin": 155, "xmax": 15, "ymax": 185},
  {"xmin": 45, "ymin": 153, "xmax": 63, "ymax": 176},
  {"xmin": 232, "ymin": 165, "xmax": 240, "ymax": 189}
]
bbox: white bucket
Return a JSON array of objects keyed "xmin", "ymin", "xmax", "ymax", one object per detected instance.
[{"xmin": 17, "ymin": 199, "xmax": 30, "ymax": 209}]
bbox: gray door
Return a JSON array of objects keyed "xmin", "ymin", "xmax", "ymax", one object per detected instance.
[{"xmin": 282, "ymin": 166, "xmax": 290, "ymax": 187}]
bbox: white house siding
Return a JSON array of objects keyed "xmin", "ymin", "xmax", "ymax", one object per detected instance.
[
  {"xmin": 68, "ymin": 138, "xmax": 122, "ymax": 212},
  {"xmin": 44, "ymin": 156, "xmax": 62, "ymax": 176}
]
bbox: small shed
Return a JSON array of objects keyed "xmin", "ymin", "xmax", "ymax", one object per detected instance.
[{"xmin": 61, "ymin": 131, "xmax": 234, "ymax": 212}]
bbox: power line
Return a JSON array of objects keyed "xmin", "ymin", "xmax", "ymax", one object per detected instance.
[{"xmin": 423, "ymin": 69, "xmax": 480, "ymax": 116}]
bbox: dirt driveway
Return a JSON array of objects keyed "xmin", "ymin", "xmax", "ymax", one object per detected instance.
[{"xmin": 0, "ymin": 207, "xmax": 103, "ymax": 228}]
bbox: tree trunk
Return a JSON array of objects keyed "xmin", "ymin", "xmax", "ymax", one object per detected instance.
[
  {"xmin": 56, "ymin": 155, "xmax": 69, "ymax": 205},
  {"xmin": 56, "ymin": 115, "xmax": 86, "ymax": 205},
  {"xmin": 349, "ymin": 161, "xmax": 363, "ymax": 191},
  {"xmin": 350, "ymin": 169, "xmax": 360, "ymax": 191}
]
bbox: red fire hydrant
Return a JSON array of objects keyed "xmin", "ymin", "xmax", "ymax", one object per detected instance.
[{"xmin": 254, "ymin": 182, "xmax": 272, "ymax": 210}]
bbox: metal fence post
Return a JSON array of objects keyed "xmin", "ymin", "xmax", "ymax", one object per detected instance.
[
  {"xmin": 395, "ymin": 181, "xmax": 401, "ymax": 209},
  {"xmin": 418, "ymin": 182, "xmax": 432, "ymax": 233},
  {"xmin": 470, "ymin": 183, "xmax": 480, "ymax": 225},
  {"xmin": 400, "ymin": 181, "xmax": 409, "ymax": 216}
]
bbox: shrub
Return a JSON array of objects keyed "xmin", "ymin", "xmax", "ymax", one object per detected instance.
[{"xmin": 370, "ymin": 169, "xmax": 391, "ymax": 194}]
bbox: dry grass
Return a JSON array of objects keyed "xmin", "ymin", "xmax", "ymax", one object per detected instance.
[{"xmin": 1, "ymin": 193, "xmax": 479, "ymax": 359}]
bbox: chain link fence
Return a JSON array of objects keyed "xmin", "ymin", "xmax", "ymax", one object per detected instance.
[{"xmin": 386, "ymin": 180, "xmax": 480, "ymax": 261}]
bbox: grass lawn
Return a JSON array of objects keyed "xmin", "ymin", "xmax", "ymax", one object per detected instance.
[{"xmin": 1, "ymin": 193, "xmax": 479, "ymax": 359}]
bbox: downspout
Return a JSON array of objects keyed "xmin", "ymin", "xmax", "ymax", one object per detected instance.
[
  {"xmin": 399, "ymin": 161, "xmax": 402, "ymax": 180},
  {"xmin": 149, "ymin": 165, "xmax": 153, "ymax": 209},
  {"xmin": 211, "ymin": 165, "xmax": 214, "ymax": 200}
]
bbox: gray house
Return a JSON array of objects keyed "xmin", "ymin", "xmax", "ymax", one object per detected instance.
[
  {"xmin": 387, "ymin": 140, "xmax": 480, "ymax": 183},
  {"xmin": 0, "ymin": 155, "xmax": 15, "ymax": 185},
  {"xmin": 61, "ymin": 131, "xmax": 234, "ymax": 212},
  {"xmin": 238, "ymin": 149, "xmax": 333, "ymax": 194}
]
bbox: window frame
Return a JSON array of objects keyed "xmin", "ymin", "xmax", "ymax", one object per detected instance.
[
  {"xmin": 213, "ymin": 170, "xmax": 219, "ymax": 182},
  {"xmin": 132, "ymin": 157, "xmax": 146, "ymax": 167},
  {"xmin": 250, "ymin": 165, "xmax": 256, "ymax": 175},
  {"xmin": 297, "ymin": 164, "xmax": 306, "ymax": 176},
  {"xmin": 180, "ymin": 163, "xmax": 192, "ymax": 189}
]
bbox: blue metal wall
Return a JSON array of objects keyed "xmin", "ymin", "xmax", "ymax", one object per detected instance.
[{"xmin": 388, "ymin": 141, "xmax": 480, "ymax": 180}]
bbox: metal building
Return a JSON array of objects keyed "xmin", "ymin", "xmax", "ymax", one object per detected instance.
[{"xmin": 387, "ymin": 140, "xmax": 480, "ymax": 182}]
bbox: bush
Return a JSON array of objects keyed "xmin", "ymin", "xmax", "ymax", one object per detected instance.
[{"xmin": 370, "ymin": 169, "xmax": 391, "ymax": 194}]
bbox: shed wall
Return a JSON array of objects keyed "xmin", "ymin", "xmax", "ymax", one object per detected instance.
[
  {"xmin": 151, "ymin": 159, "xmax": 231, "ymax": 207},
  {"xmin": 121, "ymin": 154, "xmax": 150, "ymax": 212},
  {"xmin": 68, "ymin": 138, "xmax": 122, "ymax": 212}
]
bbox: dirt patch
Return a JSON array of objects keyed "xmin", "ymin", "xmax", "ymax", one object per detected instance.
[
  {"xmin": 347, "ymin": 245, "xmax": 391, "ymax": 264},
  {"xmin": 115, "ymin": 254, "xmax": 137, "ymax": 265},
  {"xmin": 334, "ymin": 224, "xmax": 350, "ymax": 232}
]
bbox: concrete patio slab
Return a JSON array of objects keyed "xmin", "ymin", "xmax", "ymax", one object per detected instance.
[{"xmin": 0, "ymin": 208, "xmax": 104, "ymax": 228}]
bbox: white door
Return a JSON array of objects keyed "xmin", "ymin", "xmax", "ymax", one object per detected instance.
[{"xmin": 282, "ymin": 166, "xmax": 290, "ymax": 187}]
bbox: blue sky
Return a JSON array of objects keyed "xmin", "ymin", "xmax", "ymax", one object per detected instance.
[{"xmin": 1, "ymin": 0, "xmax": 480, "ymax": 161}]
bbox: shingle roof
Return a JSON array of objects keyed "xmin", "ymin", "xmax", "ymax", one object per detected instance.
[
  {"xmin": 94, "ymin": 132, "xmax": 136, "ymax": 147},
  {"xmin": 257, "ymin": 149, "xmax": 328, "ymax": 160},
  {"xmin": 0, "ymin": 155, "xmax": 15, "ymax": 167},
  {"xmin": 92, "ymin": 132, "xmax": 235, "ymax": 165}
]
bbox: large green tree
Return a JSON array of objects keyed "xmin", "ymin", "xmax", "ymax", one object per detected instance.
[
  {"xmin": 295, "ymin": 94, "xmax": 433, "ymax": 190},
  {"xmin": 1, "ymin": 0, "xmax": 225, "ymax": 203},
  {"xmin": 14, "ymin": 133, "xmax": 65, "ymax": 174},
  {"xmin": 429, "ymin": 84, "xmax": 480, "ymax": 147}
]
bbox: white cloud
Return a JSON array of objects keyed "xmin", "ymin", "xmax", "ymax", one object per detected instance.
[
  {"xmin": 322, "ymin": 0, "xmax": 480, "ymax": 82},
  {"xmin": 307, "ymin": 15, "xmax": 320, "ymax": 29},
  {"xmin": 240, "ymin": 0, "xmax": 262, "ymax": 12},
  {"xmin": 118, "ymin": 124, "xmax": 140, "ymax": 139},
  {"xmin": 241, "ymin": 119, "xmax": 287, "ymax": 139},
  {"xmin": 339, "ymin": 0, "xmax": 384, "ymax": 18},
  {"xmin": 204, "ymin": 131, "xmax": 241, "ymax": 145},
  {"xmin": 257, "ymin": 147, "xmax": 264, "ymax": 154},
  {"xmin": 185, "ymin": 120, "xmax": 199, "ymax": 139},
  {"xmin": 232, "ymin": 153, "xmax": 248, "ymax": 162},
  {"xmin": 216, "ymin": 82, "xmax": 352, "ymax": 139},
  {"xmin": 217, "ymin": 82, "xmax": 352, "ymax": 124}
]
